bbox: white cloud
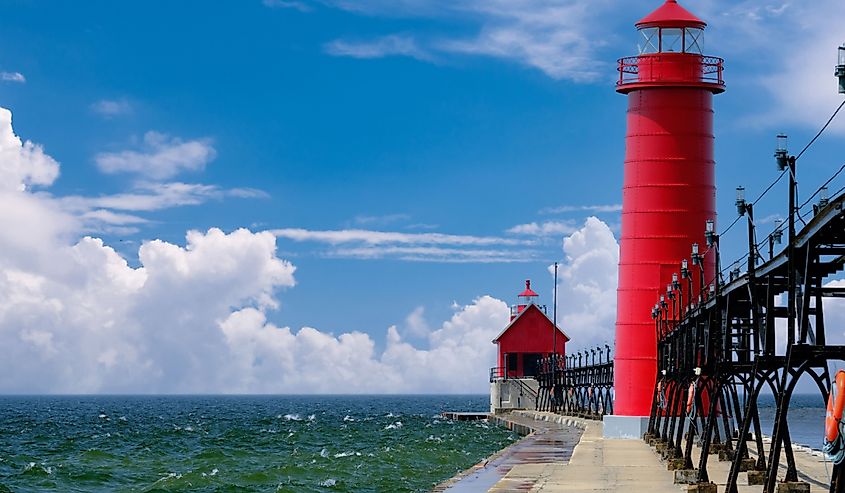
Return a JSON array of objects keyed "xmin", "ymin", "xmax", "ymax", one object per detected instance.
[
  {"xmin": 0, "ymin": 72, "xmax": 25, "ymax": 83},
  {"xmin": 273, "ymin": 227, "xmax": 535, "ymax": 262},
  {"xmin": 551, "ymin": 217, "xmax": 619, "ymax": 350},
  {"xmin": 273, "ymin": 227, "xmax": 528, "ymax": 246},
  {"xmin": 95, "ymin": 131, "xmax": 216, "ymax": 180},
  {"xmin": 0, "ymin": 107, "xmax": 60, "ymax": 192},
  {"xmin": 60, "ymin": 182, "xmax": 266, "ymax": 213},
  {"xmin": 91, "ymin": 99, "xmax": 133, "ymax": 118},
  {"xmin": 353, "ymin": 213, "xmax": 411, "ymax": 226},
  {"xmin": 506, "ymin": 220, "xmax": 576, "ymax": 236},
  {"xmin": 329, "ymin": 245, "xmax": 536, "ymax": 263},
  {"xmin": 262, "ymin": 0, "xmax": 311, "ymax": 11},
  {"xmin": 0, "ymin": 104, "xmax": 512, "ymax": 393},
  {"xmin": 540, "ymin": 204, "xmax": 622, "ymax": 215},
  {"xmin": 219, "ymin": 295, "xmax": 508, "ymax": 393},
  {"xmin": 325, "ymin": 35, "xmax": 432, "ymax": 61},
  {"xmin": 322, "ymin": 0, "xmax": 614, "ymax": 81}
]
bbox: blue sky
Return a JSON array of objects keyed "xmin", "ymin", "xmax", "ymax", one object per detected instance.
[{"xmin": 0, "ymin": 0, "xmax": 843, "ymax": 393}]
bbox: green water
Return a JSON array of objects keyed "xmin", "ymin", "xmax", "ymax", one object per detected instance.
[{"xmin": 0, "ymin": 395, "xmax": 516, "ymax": 492}]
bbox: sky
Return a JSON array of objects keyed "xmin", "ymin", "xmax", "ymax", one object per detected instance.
[{"xmin": 0, "ymin": 0, "xmax": 844, "ymax": 394}]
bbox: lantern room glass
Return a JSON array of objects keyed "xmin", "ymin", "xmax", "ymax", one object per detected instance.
[
  {"xmin": 661, "ymin": 28, "xmax": 683, "ymax": 53},
  {"xmin": 639, "ymin": 28, "xmax": 659, "ymax": 54},
  {"xmin": 684, "ymin": 28, "xmax": 703, "ymax": 54},
  {"xmin": 636, "ymin": 27, "xmax": 705, "ymax": 55}
]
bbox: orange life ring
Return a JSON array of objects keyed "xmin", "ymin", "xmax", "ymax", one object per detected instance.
[
  {"xmin": 825, "ymin": 370, "xmax": 845, "ymax": 443},
  {"xmin": 686, "ymin": 382, "xmax": 695, "ymax": 414}
]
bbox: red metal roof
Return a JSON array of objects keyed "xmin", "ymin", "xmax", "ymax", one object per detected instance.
[
  {"xmin": 518, "ymin": 279, "xmax": 539, "ymax": 297},
  {"xmin": 636, "ymin": 0, "xmax": 706, "ymax": 29},
  {"xmin": 492, "ymin": 303, "xmax": 570, "ymax": 343}
]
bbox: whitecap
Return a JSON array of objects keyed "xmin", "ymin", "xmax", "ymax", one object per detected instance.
[
  {"xmin": 343, "ymin": 415, "xmax": 355, "ymax": 422},
  {"xmin": 319, "ymin": 478, "xmax": 337, "ymax": 487},
  {"xmin": 211, "ymin": 468, "xmax": 218, "ymax": 476},
  {"xmin": 384, "ymin": 421, "xmax": 403, "ymax": 430},
  {"xmin": 307, "ymin": 414, "xmax": 316, "ymax": 421},
  {"xmin": 287, "ymin": 432, "xmax": 295, "ymax": 438},
  {"xmin": 283, "ymin": 414, "xmax": 302, "ymax": 421},
  {"xmin": 184, "ymin": 426, "xmax": 194, "ymax": 432},
  {"xmin": 320, "ymin": 448, "xmax": 330, "ymax": 458},
  {"xmin": 98, "ymin": 414, "xmax": 108, "ymax": 419},
  {"xmin": 385, "ymin": 412, "xmax": 396, "ymax": 418},
  {"xmin": 333, "ymin": 451, "xmax": 354, "ymax": 458},
  {"xmin": 118, "ymin": 416, "xmax": 128, "ymax": 422}
]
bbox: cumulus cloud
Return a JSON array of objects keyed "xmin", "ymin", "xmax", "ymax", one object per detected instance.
[
  {"xmin": 551, "ymin": 217, "xmax": 619, "ymax": 350},
  {"xmin": 0, "ymin": 107, "xmax": 59, "ymax": 191},
  {"xmin": 95, "ymin": 131, "xmax": 216, "ymax": 180},
  {"xmin": 220, "ymin": 296, "xmax": 508, "ymax": 393},
  {"xmin": 0, "ymin": 105, "xmax": 512, "ymax": 393}
]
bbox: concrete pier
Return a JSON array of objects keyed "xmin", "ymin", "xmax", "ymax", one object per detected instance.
[{"xmin": 437, "ymin": 411, "xmax": 837, "ymax": 492}]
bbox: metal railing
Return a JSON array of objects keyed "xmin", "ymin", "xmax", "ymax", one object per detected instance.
[
  {"xmin": 535, "ymin": 347, "xmax": 613, "ymax": 419},
  {"xmin": 617, "ymin": 55, "xmax": 724, "ymax": 87}
]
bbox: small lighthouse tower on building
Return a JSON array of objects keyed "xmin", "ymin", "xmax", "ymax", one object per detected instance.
[
  {"xmin": 490, "ymin": 280, "xmax": 568, "ymax": 413},
  {"xmin": 610, "ymin": 0, "xmax": 724, "ymax": 436}
]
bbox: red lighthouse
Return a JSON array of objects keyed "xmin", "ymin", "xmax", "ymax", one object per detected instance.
[{"xmin": 612, "ymin": 0, "xmax": 724, "ymax": 428}]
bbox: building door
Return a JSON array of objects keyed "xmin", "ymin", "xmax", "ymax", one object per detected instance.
[
  {"xmin": 523, "ymin": 353, "xmax": 542, "ymax": 377},
  {"xmin": 506, "ymin": 353, "xmax": 518, "ymax": 378}
]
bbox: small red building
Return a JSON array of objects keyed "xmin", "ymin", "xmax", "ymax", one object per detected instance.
[{"xmin": 492, "ymin": 280, "xmax": 569, "ymax": 378}]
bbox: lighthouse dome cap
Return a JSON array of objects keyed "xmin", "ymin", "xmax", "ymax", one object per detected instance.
[{"xmin": 636, "ymin": 0, "xmax": 706, "ymax": 29}]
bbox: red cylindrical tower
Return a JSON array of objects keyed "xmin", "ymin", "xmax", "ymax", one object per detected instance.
[{"xmin": 614, "ymin": 0, "xmax": 724, "ymax": 418}]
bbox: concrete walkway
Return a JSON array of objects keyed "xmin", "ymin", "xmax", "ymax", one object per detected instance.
[
  {"xmin": 484, "ymin": 413, "xmax": 836, "ymax": 492},
  {"xmin": 489, "ymin": 416, "xmax": 681, "ymax": 493}
]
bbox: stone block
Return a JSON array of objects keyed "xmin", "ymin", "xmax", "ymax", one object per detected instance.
[
  {"xmin": 668, "ymin": 458, "xmax": 687, "ymax": 470},
  {"xmin": 686, "ymin": 482, "xmax": 717, "ymax": 493},
  {"xmin": 674, "ymin": 469, "xmax": 698, "ymax": 484},
  {"xmin": 747, "ymin": 470, "xmax": 766, "ymax": 485},
  {"xmin": 738, "ymin": 458, "xmax": 756, "ymax": 472},
  {"xmin": 718, "ymin": 449, "xmax": 735, "ymax": 461},
  {"xmin": 776, "ymin": 482, "xmax": 810, "ymax": 493}
]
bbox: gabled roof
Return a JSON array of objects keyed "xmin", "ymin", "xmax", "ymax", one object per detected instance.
[
  {"xmin": 492, "ymin": 303, "xmax": 570, "ymax": 343},
  {"xmin": 636, "ymin": 0, "xmax": 706, "ymax": 29}
]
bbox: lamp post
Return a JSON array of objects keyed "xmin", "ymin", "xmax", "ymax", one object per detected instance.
[
  {"xmin": 775, "ymin": 134, "xmax": 797, "ymax": 346},
  {"xmin": 681, "ymin": 259, "xmax": 692, "ymax": 313},
  {"xmin": 672, "ymin": 272, "xmax": 681, "ymax": 321},
  {"xmin": 691, "ymin": 242, "xmax": 705, "ymax": 304},
  {"xmin": 736, "ymin": 185, "xmax": 761, "ymax": 352},
  {"xmin": 837, "ymin": 44, "xmax": 845, "ymax": 94},
  {"xmin": 704, "ymin": 219, "xmax": 720, "ymax": 296},
  {"xmin": 769, "ymin": 219, "xmax": 783, "ymax": 260}
]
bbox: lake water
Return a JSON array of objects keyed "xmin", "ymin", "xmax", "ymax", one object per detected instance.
[{"xmin": 0, "ymin": 395, "xmax": 516, "ymax": 493}]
